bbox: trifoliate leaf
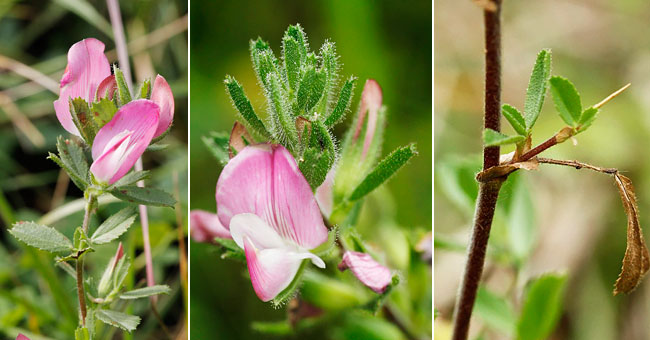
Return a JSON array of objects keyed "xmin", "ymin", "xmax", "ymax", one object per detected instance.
[
  {"xmin": 10, "ymin": 221, "xmax": 73, "ymax": 253},
  {"xmin": 91, "ymin": 207, "xmax": 137, "ymax": 244},
  {"xmin": 110, "ymin": 186, "xmax": 175, "ymax": 207},
  {"xmin": 94, "ymin": 309, "xmax": 140, "ymax": 332}
]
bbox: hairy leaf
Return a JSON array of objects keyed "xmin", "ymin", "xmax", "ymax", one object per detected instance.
[
  {"xmin": 325, "ymin": 76, "xmax": 356, "ymax": 126},
  {"xmin": 113, "ymin": 67, "xmax": 132, "ymax": 106},
  {"xmin": 349, "ymin": 144, "xmax": 417, "ymax": 201},
  {"xmin": 91, "ymin": 207, "xmax": 137, "ymax": 244},
  {"xmin": 501, "ymin": 104, "xmax": 526, "ymax": 136},
  {"xmin": 91, "ymin": 97, "xmax": 118, "ymax": 128},
  {"xmin": 70, "ymin": 98, "xmax": 98, "ymax": 144},
  {"xmin": 111, "ymin": 186, "xmax": 175, "ymax": 207},
  {"xmin": 549, "ymin": 76, "xmax": 581, "ymax": 127},
  {"xmin": 119, "ymin": 285, "xmax": 171, "ymax": 299},
  {"xmin": 524, "ymin": 49, "xmax": 551, "ymax": 129},
  {"xmin": 483, "ymin": 128, "xmax": 525, "ymax": 147},
  {"xmin": 296, "ymin": 66, "xmax": 326, "ymax": 114},
  {"xmin": 10, "ymin": 221, "xmax": 73, "ymax": 253},
  {"xmin": 49, "ymin": 136, "xmax": 89, "ymax": 190},
  {"xmin": 283, "ymin": 35, "xmax": 301, "ymax": 93},
  {"xmin": 577, "ymin": 107, "xmax": 599, "ymax": 132},
  {"xmin": 613, "ymin": 173, "xmax": 650, "ymax": 294},
  {"xmin": 95, "ymin": 309, "xmax": 140, "ymax": 332}
]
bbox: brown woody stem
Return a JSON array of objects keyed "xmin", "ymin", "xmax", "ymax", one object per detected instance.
[{"xmin": 452, "ymin": 1, "xmax": 503, "ymax": 339}]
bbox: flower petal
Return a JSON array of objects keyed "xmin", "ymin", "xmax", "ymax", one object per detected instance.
[
  {"xmin": 215, "ymin": 144, "xmax": 328, "ymax": 249},
  {"xmin": 16, "ymin": 334, "xmax": 30, "ymax": 340},
  {"xmin": 90, "ymin": 99, "xmax": 159, "ymax": 184},
  {"xmin": 338, "ymin": 251, "xmax": 392, "ymax": 293},
  {"xmin": 315, "ymin": 167, "xmax": 335, "ymax": 218},
  {"xmin": 353, "ymin": 79, "xmax": 382, "ymax": 160},
  {"xmin": 53, "ymin": 38, "xmax": 111, "ymax": 135},
  {"xmin": 95, "ymin": 74, "xmax": 117, "ymax": 100},
  {"xmin": 190, "ymin": 210, "xmax": 232, "ymax": 242},
  {"xmin": 151, "ymin": 75, "xmax": 175, "ymax": 138}
]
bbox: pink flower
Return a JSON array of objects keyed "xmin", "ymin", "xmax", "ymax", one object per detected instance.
[
  {"xmin": 315, "ymin": 168, "xmax": 335, "ymax": 217},
  {"xmin": 53, "ymin": 38, "xmax": 111, "ymax": 136},
  {"xmin": 353, "ymin": 79, "xmax": 382, "ymax": 160},
  {"xmin": 90, "ymin": 100, "xmax": 159, "ymax": 185},
  {"xmin": 190, "ymin": 210, "xmax": 231, "ymax": 242},
  {"xmin": 150, "ymin": 75, "xmax": 175, "ymax": 138},
  {"xmin": 16, "ymin": 334, "xmax": 30, "ymax": 340},
  {"xmin": 216, "ymin": 144, "xmax": 328, "ymax": 301},
  {"xmin": 338, "ymin": 251, "xmax": 392, "ymax": 293}
]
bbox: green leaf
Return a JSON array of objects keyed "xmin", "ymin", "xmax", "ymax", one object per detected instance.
[
  {"xmin": 524, "ymin": 49, "xmax": 552, "ymax": 129},
  {"xmin": 577, "ymin": 107, "xmax": 599, "ymax": 132},
  {"xmin": 112, "ymin": 255, "xmax": 129, "ymax": 290},
  {"xmin": 110, "ymin": 186, "xmax": 176, "ymax": 207},
  {"xmin": 48, "ymin": 136, "xmax": 89, "ymax": 191},
  {"xmin": 119, "ymin": 285, "xmax": 171, "ymax": 299},
  {"xmin": 286, "ymin": 24, "xmax": 309, "ymax": 63},
  {"xmin": 145, "ymin": 143, "xmax": 168, "ymax": 152},
  {"xmin": 250, "ymin": 39, "xmax": 276, "ymax": 87},
  {"xmin": 70, "ymin": 97, "xmax": 98, "ymax": 144},
  {"xmin": 506, "ymin": 174, "xmax": 536, "ymax": 263},
  {"xmin": 114, "ymin": 67, "xmax": 132, "ymax": 106},
  {"xmin": 74, "ymin": 327, "xmax": 90, "ymax": 340},
  {"xmin": 501, "ymin": 104, "xmax": 526, "ymax": 136},
  {"xmin": 108, "ymin": 170, "xmax": 149, "ymax": 189},
  {"xmin": 252, "ymin": 321, "xmax": 291, "ymax": 335},
  {"xmin": 91, "ymin": 207, "xmax": 137, "ymax": 244},
  {"xmin": 517, "ymin": 273, "xmax": 568, "ymax": 340},
  {"xmin": 316, "ymin": 40, "xmax": 339, "ymax": 113},
  {"xmin": 549, "ymin": 76, "xmax": 582, "ymax": 127},
  {"xmin": 299, "ymin": 147, "xmax": 334, "ymax": 191},
  {"xmin": 224, "ymin": 75, "xmax": 270, "ymax": 138},
  {"xmin": 296, "ymin": 66, "xmax": 326, "ymax": 114},
  {"xmin": 10, "ymin": 221, "xmax": 73, "ymax": 253},
  {"xmin": 325, "ymin": 76, "xmax": 356, "ymax": 126},
  {"xmin": 483, "ymin": 128, "xmax": 525, "ymax": 146},
  {"xmin": 94, "ymin": 309, "xmax": 140, "ymax": 332},
  {"xmin": 202, "ymin": 131, "xmax": 230, "ymax": 165},
  {"xmin": 90, "ymin": 97, "xmax": 118, "ymax": 128},
  {"xmin": 475, "ymin": 286, "xmax": 516, "ymax": 336},
  {"xmin": 348, "ymin": 144, "xmax": 417, "ymax": 201}
]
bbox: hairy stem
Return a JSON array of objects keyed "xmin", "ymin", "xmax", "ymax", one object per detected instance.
[
  {"xmin": 452, "ymin": 1, "xmax": 503, "ymax": 339},
  {"xmin": 77, "ymin": 193, "xmax": 93, "ymax": 326}
]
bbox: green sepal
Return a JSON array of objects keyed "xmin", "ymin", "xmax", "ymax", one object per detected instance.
[
  {"xmin": 214, "ymin": 238, "xmax": 245, "ymax": 262},
  {"xmin": 296, "ymin": 66, "xmax": 326, "ymax": 115},
  {"xmin": 110, "ymin": 186, "xmax": 176, "ymax": 207},
  {"xmin": 70, "ymin": 98, "xmax": 98, "ymax": 144},
  {"xmin": 483, "ymin": 129, "xmax": 526, "ymax": 147},
  {"xmin": 91, "ymin": 97, "xmax": 118, "ymax": 129},
  {"xmin": 75, "ymin": 327, "xmax": 90, "ymax": 340},
  {"xmin": 316, "ymin": 40, "xmax": 339, "ymax": 114},
  {"xmin": 348, "ymin": 144, "xmax": 417, "ymax": 201},
  {"xmin": 285, "ymin": 24, "xmax": 309, "ymax": 64},
  {"xmin": 501, "ymin": 104, "xmax": 527, "ymax": 136},
  {"xmin": 282, "ymin": 34, "xmax": 302, "ymax": 93},
  {"xmin": 267, "ymin": 72, "xmax": 298, "ymax": 147},
  {"xmin": 137, "ymin": 78, "xmax": 151, "ymax": 99},
  {"xmin": 361, "ymin": 275, "xmax": 400, "ymax": 314},
  {"xmin": 202, "ymin": 131, "xmax": 230, "ymax": 165},
  {"xmin": 113, "ymin": 67, "xmax": 132, "ymax": 106}
]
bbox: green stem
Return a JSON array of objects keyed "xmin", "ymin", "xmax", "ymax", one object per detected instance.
[{"xmin": 76, "ymin": 193, "xmax": 94, "ymax": 326}]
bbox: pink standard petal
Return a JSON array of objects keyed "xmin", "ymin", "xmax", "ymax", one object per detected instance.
[
  {"xmin": 16, "ymin": 335, "xmax": 30, "ymax": 340},
  {"xmin": 190, "ymin": 210, "xmax": 232, "ymax": 242},
  {"xmin": 338, "ymin": 251, "xmax": 392, "ymax": 293},
  {"xmin": 215, "ymin": 144, "xmax": 328, "ymax": 249},
  {"xmin": 53, "ymin": 38, "xmax": 111, "ymax": 135},
  {"xmin": 353, "ymin": 79, "xmax": 382, "ymax": 160},
  {"xmin": 90, "ymin": 99, "xmax": 159, "ymax": 184},
  {"xmin": 151, "ymin": 74, "xmax": 175, "ymax": 138}
]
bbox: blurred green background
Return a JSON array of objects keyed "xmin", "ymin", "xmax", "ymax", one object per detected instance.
[
  {"xmin": 435, "ymin": 0, "xmax": 650, "ymax": 339},
  {"xmin": 0, "ymin": 0, "xmax": 187, "ymax": 339},
  {"xmin": 189, "ymin": 1, "xmax": 431, "ymax": 339}
]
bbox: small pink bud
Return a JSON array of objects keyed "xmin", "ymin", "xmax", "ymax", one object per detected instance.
[
  {"xmin": 339, "ymin": 251, "xmax": 392, "ymax": 293},
  {"xmin": 150, "ymin": 75, "xmax": 175, "ymax": 138},
  {"xmin": 353, "ymin": 79, "xmax": 383, "ymax": 160},
  {"xmin": 95, "ymin": 74, "xmax": 117, "ymax": 100},
  {"xmin": 190, "ymin": 210, "xmax": 231, "ymax": 242}
]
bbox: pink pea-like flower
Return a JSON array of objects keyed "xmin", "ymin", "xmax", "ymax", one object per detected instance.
[
  {"xmin": 89, "ymin": 100, "xmax": 159, "ymax": 185},
  {"xmin": 189, "ymin": 210, "xmax": 232, "ymax": 242},
  {"xmin": 216, "ymin": 144, "xmax": 328, "ymax": 301},
  {"xmin": 16, "ymin": 334, "xmax": 30, "ymax": 340},
  {"xmin": 150, "ymin": 74, "xmax": 175, "ymax": 138},
  {"xmin": 53, "ymin": 38, "xmax": 111, "ymax": 136},
  {"xmin": 338, "ymin": 251, "xmax": 392, "ymax": 293}
]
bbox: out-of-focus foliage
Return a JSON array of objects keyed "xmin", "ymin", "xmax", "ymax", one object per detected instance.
[
  {"xmin": 190, "ymin": 1, "xmax": 431, "ymax": 339},
  {"xmin": 0, "ymin": 0, "xmax": 187, "ymax": 339},
  {"xmin": 435, "ymin": 0, "xmax": 650, "ymax": 339}
]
